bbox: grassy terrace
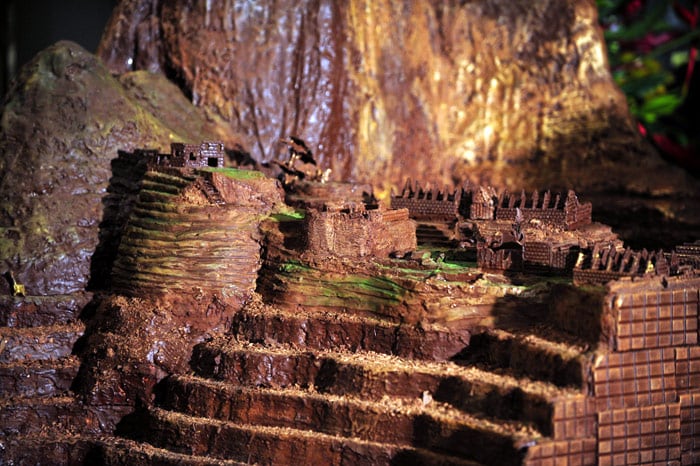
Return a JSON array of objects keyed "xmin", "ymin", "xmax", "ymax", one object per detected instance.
[{"xmin": 199, "ymin": 167, "xmax": 267, "ymax": 180}]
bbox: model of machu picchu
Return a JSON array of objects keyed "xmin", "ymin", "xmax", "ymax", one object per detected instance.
[{"xmin": 1, "ymin": 140, "xmax": 699, "ymax": 465}]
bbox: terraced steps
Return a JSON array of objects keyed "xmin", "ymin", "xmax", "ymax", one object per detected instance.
[
  {"xmin": 165, "ymin": 372, "xmax": 553, "ymax": 439},
  {"xmin": 91, "ymin": 436, "xmax": 249, "ymax": 466},
  {"xmin": 0, "ymin": 433, "xmax": 239, "ymax": 466},
  {"xmin": 0, "ymin": 322, "xmax": 83, "ymax": 362},
  {"xmin": 0, "ymin": 293, "xmax": 90, "ymax": 327},
  {"xmin": 231, "ymin": 301, "xmax": 470, "ymax": 361},
  {"xmin": 0, "ymin": 395, "xmax": 108, "ymax": 437},
  {"xmin": 416, "ymin": 222, "xmax": 458, "ymax": 248},
  {"xmin": 456, "ymin": 327, "xmax": 595, "ymax": 390},
  {"xmin": 130, "ymin": 406, "xmax": 492, "ymax": 466},
  {"xmin": 0, "ymin": 355, "xmax": 80, "ymax": 397},
  {"xmin": 191, "ymin": 338, "xmax": 578, "ymax": 436}
]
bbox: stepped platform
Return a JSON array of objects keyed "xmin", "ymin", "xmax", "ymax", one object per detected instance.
[
  {"xmin": 458, "ymin": 327, "xmax": 595, "ymax": 390},
  {"xmin": 0, "ymin": 355, "xmax": 80, "ymax": 397},
  {"xmin": 92, "ymin": 436, "xmax": 249, "ymax": 465},
  {"xmin": 0, "ymin": 433, "xmax": 247, "ymax": 466},
  {"xmin": 191, "ymin": 337, "xmax": 581, "ymax": 436},
  {"xmin": 131, "ymin": 406, "xmax": 495, "ymax": 466},
  {"xmin": 231, "ymin": 299, "xmax": 470, "ymax": 361},
  {"xmin": 0, "ymin": 322, "xmax": 83, "ymax": 362},
  {"xmin": 416, "ymin": 222, "xmax": 459, "ymax": 248}
]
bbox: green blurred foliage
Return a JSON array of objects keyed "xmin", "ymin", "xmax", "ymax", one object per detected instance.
[{"xmin": 597, "ymin": 0, "xmax": 698, "ymax": 141}]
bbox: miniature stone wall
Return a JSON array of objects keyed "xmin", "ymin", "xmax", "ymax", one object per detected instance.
[
  {"xmin": 676, "ymin": 241, "xmax": 700, "ymax": 270},
  {"xmin": 170, "ymin": 141, "xmax": 225, "ymax": 168},
  {"xmin": 477, "ymin": 240, "xmax": 580, "ymax": 273},
  {"xmin": 137, "ymin": 141, "xmax": 226, "ymax": 170},
  {"xmin": 573, "ymin": 245, "xmax": 669, "ymax": 286},
  {"xmin": 494, "ymin": 190, "xmax": 591, "ymax": 230},
  {"xmin": 522, "ymin": 241, "xmax": 580, "ymax": 271},
  {"xmin": 305, "ymin": 206, "xmax": 416, "ymax": 259},
  {"xmin": 390, "ymin": 180, "xmax": 462, "ymax": 221}
]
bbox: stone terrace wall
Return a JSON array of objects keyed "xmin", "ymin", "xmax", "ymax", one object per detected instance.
[
  {"xmin": 111, "ymin": 168, "xmax": 283, "ymax": 305},
  {"xmin": 305, "ymin": 208, "xmax": 416, "ymax": 259},
  {"xmin": 590, "ymin": 276, "xmax": 700, "ymax": 465}
]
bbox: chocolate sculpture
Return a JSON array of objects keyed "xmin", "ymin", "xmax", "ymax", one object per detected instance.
[
  {"xmin": 1, "ymin": 1, "xmax": 700, "ymax": 464},
  {"xmin": 1, "ymin": 139, "xmax": 698, "ymax": 464}
]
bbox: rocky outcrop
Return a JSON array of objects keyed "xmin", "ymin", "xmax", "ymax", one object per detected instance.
[
  {"xmin": 0, "ymin": 41, "xmax": 232, "ymax": 297},
  {"xmin": 97, "ymin": 0, "xmax": 696, "ymax": 197}
]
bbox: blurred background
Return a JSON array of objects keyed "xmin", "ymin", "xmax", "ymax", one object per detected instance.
[
  {"xmin": 0, "ymin": 0, "xmax": 116, "ymax": 96},
  {"xmin": 597, "ymin": 0, "xmax": 699, "ymax": 174},
  {"xmin": 1, "ymin": 0, "xmax": 698, "ymax": 174}
]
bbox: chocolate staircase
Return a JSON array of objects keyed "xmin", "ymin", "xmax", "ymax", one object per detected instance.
[
  {"xmin": 0, "ymin": 294, "xmax": 111, "ymax": 464},
  {"xmin": 101, "ymin": 295, "xmax": 597, "ymax": 466}
]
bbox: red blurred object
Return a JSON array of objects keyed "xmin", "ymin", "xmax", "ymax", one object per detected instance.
[
  {"xmin": 674, "ymin": 2, "xmax": 698, "ymax": 96},
  {"xmin": 632, "ymin": 32, "xmax": 675, "ymax": 54},
  {"xmin": 650, "ymin": 131, "xmax": 700, "ymax": 172},
  {"xmin": 626, "ymin": 0, "xmax": 644, "ymax": 17}
]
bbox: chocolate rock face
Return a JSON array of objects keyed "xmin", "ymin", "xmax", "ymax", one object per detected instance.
[
  {"xmin": 0, "ymin": 41, "xmax": 230, "ymax": 296},
  {"xmin": 98, "ymin": 0, "xmax": 692, "ymax": 195}
]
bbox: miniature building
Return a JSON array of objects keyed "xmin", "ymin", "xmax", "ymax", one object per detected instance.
[
  {"xmin": 131, "ymin": 141, "xmax": 226, "ymax": 169},
  {"xmin": 676, "ymin": 241, "xmax": 700, "ymax": 270},
  {"xmin": 390, "ymin": 179, "xmax": 463, "ymax": 221},
  {"xmin": 392, "ymin": 180, "xmax": 592, "ymax": 232},
  {"xmin": 168, "ymin": 141, "xmax": 225, "ymax": 168},
  {"xmin": 305, "ymin": 203, "xmax": 416, "ymax": 259},
  {"xmin": 494, "ymin": 189, "xmax": 592, "ymax": 230},
  {"xmin": 573, "ymin": 244, "xmax": 671, "ymax": 286},
  {"xmin": 464, "ymin": 185, "xmax": 496, "ymax": 220},
  {"xmin": 476, "ymin": 240, "xmax": 579, "ymax": 273},
  {"xmin": 522, "ymin": 240, "xmax": 580, "ymax": 271},
  {"xmin": 476, "ymin": 243, "xmax": 521, "ymax": 271}
]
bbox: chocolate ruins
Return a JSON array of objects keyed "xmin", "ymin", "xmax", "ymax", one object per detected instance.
[{"xmin": 1, "ymin": 140, "xmax": 699, "ymax": 465}]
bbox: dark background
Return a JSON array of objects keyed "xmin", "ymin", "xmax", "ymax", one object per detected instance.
[{"xmin": 1, "ymin": 0, "xmax": 117, "ymax": 96}]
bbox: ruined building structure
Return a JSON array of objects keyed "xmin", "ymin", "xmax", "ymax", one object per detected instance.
[
  {"xmin": 391, "ymin": 179, "xmax": 592, "ymax": 230},
  {"xmin": 136, "ymin": 141, "xmax": 226, "ymax": 170},
  {"xmin": 391, "ymin": 179, "xmax": 615, "ymax": 274},
  {"xmin": 573, "ymin": 245, "xmax": 670, "ymax": 286}
]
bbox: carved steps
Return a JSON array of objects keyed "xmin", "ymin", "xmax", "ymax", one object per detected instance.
[
  {"xmin": 0, "ymin": 293, "xmax": 90, "ymax": 327},
  {"xmin": 230, "ymin": 302, "xmax": 470, "ymax": 361},
  {"xmin": 0, "ymin": 395, "xmax": 108, "ymax": 437},
  {"xmin": 164, "ymin": 371, "xmax": 559, "ymax": 440},
  {"xmin": 0, "ymin": 322, "xmax": 83, "ymax": 362},
  {"xmin": 191, "ymin": 338, "xmax": 574, "ymax": 437},
  {"xmin": 457, "ymin": 327, "xmax": 594, "ymax": 390},
  {"xmin": 0, "ymin": 355, "xmax": 80, "ymax": 397},
  {"xmin": 200, "ymin": 177, "xmax": 226, "ymax": 205},
  {"xmin": 133, "ymin": 406, "xmax": 493, "ymax": 466},
  {"xmin": 90, "ymin": 436, "xmax": 249, "ymax": 466},
  {"xmin": 416, "ymin": 222, "xmax": 458, "ymax": 248},
  {"xmin": 0, "ymin": 433, "xmax": 245, "ymax": 466}
]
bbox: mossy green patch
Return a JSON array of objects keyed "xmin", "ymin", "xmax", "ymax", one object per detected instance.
[
  {"xmin": 270, "ymin": 209, "xmax": 306, "ymax": 222},
  {"xmin": 200, "ymin": 167, "xmax": 266, "ymax": 180},
  {"xmin": 279, "ymin": 260, "xmax": 314, "ymax": 273}
]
